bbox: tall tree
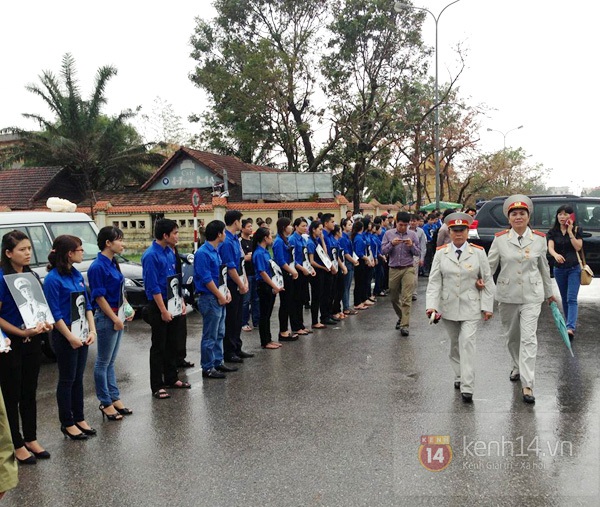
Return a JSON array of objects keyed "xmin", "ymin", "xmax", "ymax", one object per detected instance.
[
  {"xmin": 190, "ymin": 0, "xmax": 338, "ymax": 170},
  {"xmin": 2, "ymin": 54, "xmax": 164, "ymax": 215},
  {"xmin": 322, "ymin": 0, "xmax": 428, "ymax": 212}
]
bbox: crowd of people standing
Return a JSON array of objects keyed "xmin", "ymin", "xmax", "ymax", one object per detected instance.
[{"xmin": 0, "ymin": 194, "xmax": 585, "ymax": 499}]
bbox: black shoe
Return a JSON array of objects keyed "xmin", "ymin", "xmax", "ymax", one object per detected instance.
[
  {"xmin": 202, "ymin": 368, "xmax": 226, "ymax": 379},
  {"xmin": 509, "ymin": 369, "xmax": 520, "ymax": 382},
  {"xmin": 24, "ymin": 445, "xmax": 50, "ymax": 459},
  {"xmin": 330, "ymin": 316, "xmax": 341, "ymax": 322},
  {"xmin": 216, "ymin": 363, "xmax": 238, "ymax": 372},
  {"xmin": 461, "ymin": 393, "xmax": 473, "ymax": 403},
  {"xmin": 74, "ymin": 423, "xmax": 97, "ymax": 436},
  {"xmin": 400, "ymin": 327, "xmax": 409, "ymax": 337},
  {"xmin": 16, "ymin": 452, "xmax": 37, "ymax": 465},
  {"xmin": 454, "ymin": 381, "xmax": 461, "ymax": 390},
  {"xmin": 177, "ymin": 360, "xmax": 195, "ymax": 368},
  {"xmin": 523, "ymin": 388, "xmax": 535, "ymax": 404},
  {"xmin": 395, "ymin": 319, "xmax": 401, "ymax": 330},
  {"xmin": 225, "ymin": 355, "xmax": 244, "ymax": 363},
  {"xmin": 278, "ymin": 333, "xmax": 299, "ymax": 342},
  {"xmin": 238, "ymin": 350, "xmax": 255, "ymax": 358},
  {"xmin": 99, "ymin": 404, "xmax": 123, "ymax": 421},
  {"xmin": 322, "ymin": 318, "xmax": 338, "ymax": 326},
  {"xmin": 60, "ymin": 425, "xmax": 88, "ymax": 440}
]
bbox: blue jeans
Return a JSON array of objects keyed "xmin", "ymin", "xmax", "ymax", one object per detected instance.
[
  {"xmin": 342, "ymin": 261, "xmax": 354, "ymax": 311},
  {"xmin": 242, "ymin": 276, "xmax": 260, "ymax": 327},
  {"xmin": 198, "ymin": 294, "xmax": 226, "ymax": 371},
  {"xmin": 51, "ymin": 330, "xmax": 88, "ymax": 426},
  {"xmin": 374, "ymin": 262, "xmax": 385, "ymax": 295},
  {"xmin": 553, "ymin": 264, "xmax": 581, "ymax": 331},
  {"xmin": 94, "ymin": 312, "xmax": 123, "ymax": 406}
]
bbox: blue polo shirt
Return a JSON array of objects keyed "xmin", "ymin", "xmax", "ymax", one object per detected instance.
[
  {"xmin": 273, "ymin": 235, "xmax": 293, "ymax": 268},
  {"xmin": 194, "ymin": 241, "xmax": 223, "ymax": 294},
  {"xmin": 371, "ymin": 233, "xmax": 382, "ymax": 257},
  {"xmin": 339, "ymin": 232, "xmax": 353, "ymax": 257},
  {"xmin": 288, "ymin": 232, "xmax": 307, "ymax": 266},
  {"xmin": 88, "ymin": 253, "xmax": 124, "ymax": 310},
  {"xmin": 43, "ymin": 267, "xmax": 91, "ymax": 325},
  {"xmin": 218, "ymin": 230, "xmax": 242, "ymax": 273},
  {"xmin": 141, "ymin": 241, "xmax": 176, "ymax": 300},
  {"xmin": 307, "ymin": 236, "xmax": 325, "ymax": 267},
  {"xmin": 353, "ymin": 232, "xmax": 367, "ymax": 258},
  {"xmin": 252, "ymin": 245, "xmax": 273, "ymax": 282}
]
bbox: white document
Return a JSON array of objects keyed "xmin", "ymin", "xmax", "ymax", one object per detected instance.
[{"xmin": 316, "ymin": 244, "xmax": 333, "ymax": 270}]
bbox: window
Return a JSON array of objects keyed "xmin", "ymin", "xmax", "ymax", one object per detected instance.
[
  {"xmin": 113, "ymin": 221, "xmax": 119, "ymax": 228},
  {"xmin": 279, "ymin": 210, "xmax": 293, "ymax": 219},
  {"xmin": 265, "ymin": 217, "xmax": 273, "ymax": 225},
  {"xmin": 130, "ymin": 221, "xmax": 136, "ymax": 229},
  {"xmin": 121, "ymin": 221, "xmax": 128, "ymax": 229},
  {"xmin": 187, "ymin": 220, "xmax": 194, "ymax": 228},
  {"xmin": 179, "ymin": 219, "xmax": 186, "ymax": 228},
  {"xmin": 47, "ymin": 221, "xmax": 99, "ymax": 262},
  {"xmin": 0, "ymin": 226, "xmax": 52, "ymax": 268},
  {"xmin": 139, "ymin": 221, "xmax": 146, "ymax": 229}
]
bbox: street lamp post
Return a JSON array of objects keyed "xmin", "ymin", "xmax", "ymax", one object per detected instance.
[
  {"xmin": 394, "ymin": 0, "xmax": 461, "ymax": 210},
  {"xmin": 486, "ymin": 125, "xmax": 523, "ymax": 150}
]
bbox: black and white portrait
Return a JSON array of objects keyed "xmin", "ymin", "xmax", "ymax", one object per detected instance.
[
  {"xmin": 0, "ymin": 328, "xmax": 10, "ymax": 352},
  {"xmin": 70, "ymin": 292, "xmax": 89, "ymax": 342},
  {"xmin": 4, "ymin": 272, "xmax": 54, "ymax": 329},
  {"xmin": 167, "ymin": 274, "xmax": 183, "ymax": 316},
  {"xmin": 218, "ymin": 264, "xmax": 228, "ymax": 297}
]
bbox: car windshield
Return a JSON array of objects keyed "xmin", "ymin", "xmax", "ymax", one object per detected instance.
[{"xmin": 47, "ymin": 222, "xmax": 98, "ymax": 261}]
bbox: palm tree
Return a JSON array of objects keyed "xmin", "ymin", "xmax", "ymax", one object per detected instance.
[{"xmin": 2, "ymin": 53, "xmax": 165, "ymax": 216}]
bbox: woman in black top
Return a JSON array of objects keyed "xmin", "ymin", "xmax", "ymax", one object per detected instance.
[{"xmin": 547, "ymin": 205, "xmax": 583, "ymax": 338}]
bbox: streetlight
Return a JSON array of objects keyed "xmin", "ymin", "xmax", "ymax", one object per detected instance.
[
  {"xmin": 486, "ymin": 125, "xmax": 523, "ymax": 150},
  {"xmin": 394, "ymin": 0, "xmax": 461, "ymax": 210}
]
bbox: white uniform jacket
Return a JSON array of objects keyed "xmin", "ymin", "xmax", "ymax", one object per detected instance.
[
  {"xmin": 426, "ymin": 242, "xmax": 495, "ymax": 321},
  {"xmin": 487, "ymin": 228, "xmax": 553, "ymax": 304}
]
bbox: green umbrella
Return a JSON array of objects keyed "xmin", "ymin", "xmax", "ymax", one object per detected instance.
[
  {"xmin": 419, "ymin": 201, "xmax": 462, "ymax": 212},
  {"xmin": 549, "ymin": 302, "xmax": 574, "ymax": 357}
]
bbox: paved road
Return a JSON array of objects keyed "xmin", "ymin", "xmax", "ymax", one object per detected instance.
[{"xmin": 4, "ymin": 280, "xmax": 600, "ymax": 506}]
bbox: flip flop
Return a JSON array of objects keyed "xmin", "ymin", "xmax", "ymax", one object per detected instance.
[
  {"xmin": 152, "ymin": 389, "xmax": 171, "ymax": 399},
  {"xmin": 165, "ymin": 381, "xmax": 191, "ymax": 389}
]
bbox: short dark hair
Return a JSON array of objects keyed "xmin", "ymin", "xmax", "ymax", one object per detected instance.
[
  {"xmin": 321, "ymin": 213, "xmax": 334, "ymax": 224},
  {"xmin": 205, "ymin": 220, "xmax": 226, "ymax": 241},
  {"xmin": 241, "ymin": 218, "xmax": 252, "ymax": 229},
  {"xmin": 154, "ymin": 219, "xmax": 178, "ymax": 240},
  {"xmin": 293, "ymin": 217, "xmax": 308, "ymax": 228},
  {"xmin": 224, "ymin": 210, "xmax": 243, "ymax": 226},
  {"xmin": 97, "ymin": 226, "xmax": 124, "ymax": 251},
  {"xmin": 396, "ymin": 212, "xmax": 411, "ymax": 224},
  {"xmin": 252, "ymin": 227, "xmax": 271, "ymax": 250}
]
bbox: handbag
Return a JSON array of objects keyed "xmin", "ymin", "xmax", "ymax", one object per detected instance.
[{"xmin": 576, "ymin": 248, "xmax": 594, "ymax": 285}]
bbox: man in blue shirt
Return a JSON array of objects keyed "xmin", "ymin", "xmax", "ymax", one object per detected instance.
[
  {"xmin": 320, "ymin": 213, "xmax": 339, "ymax": 325},
  {"xmin": 141, "ymin": 219, "xmax": 190, "ymax": 399},
  {"xmin": 194, "ymin": 220, "xmax": 232, "ymax": 379},
  {"xmin": 218, "ymin": 210, "xmax": 252, "ymax": 363}
]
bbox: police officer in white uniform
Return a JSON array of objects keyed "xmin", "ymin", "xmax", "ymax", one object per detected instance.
[
  {"xmin": 426, "ymin": 213, "xmax": 495, "ymax": 402},
  {"xmin": 487, "ymin": 195, "xmax": 556, "ymax": 404}
]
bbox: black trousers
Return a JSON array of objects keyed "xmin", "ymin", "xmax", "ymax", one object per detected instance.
[
  {"xmin": 175, "ymin": 314, "xmax": 188, "ymax": 364},
  {"xmin": 424, "ymin": 241, "xmax": 435, "ymax": 274},
  {"xmin": 224, "ymin": 281, "xmax": 243, "ymax": 358},
  {"xmin": 291, "ymin": 273, "xmax": 308, "ymax": 331},
  {"xmin": 365, "ymin": 265, "xmax": 374, "ymax": 298},
  {"xmin": 278, "ymin": 272, "xmax": 294, "ymax": 333},
  {"xmin": 257, "ymin": 281, "xmax": 276, "ymax": 346},
  {"xmin": 332, "ymin": 271, "xmax": 345, "ymax": 315},
  {"xmin": 309, "ymin": 269, "xmax": 324, "ymax": 325},
  {"xmin": 0, "ymin": 336, "xmax": 41, "ymax": 448},
  {"xmin": 354, "ymin": 261, "xmax": 368, "ymax": 304},
  {"xmin": 321, "ymin": 271, "xmax": 334, "ymax": 322},
  {"xmin": 147, "ymin": 300, "xmax": 179, "ymax": 393}
]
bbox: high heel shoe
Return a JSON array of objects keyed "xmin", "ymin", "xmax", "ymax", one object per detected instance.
[
  {"xmin": 24, "ymin": 443, "xmax": 51, "ymax": 459},
  {"xmin": 99, "ymin": 404, "xmax": 124, "ymax": 421},
  {"xmin": 74, "ymin": 422, "xmax": 97, "ymax": 436},
  {"xmin": 16, "ymin": 452, "xmax": 37, "ymax": 465},
  {"xmin": 60, "ymin": 425, "xmax": 88, "ymax": 441}
]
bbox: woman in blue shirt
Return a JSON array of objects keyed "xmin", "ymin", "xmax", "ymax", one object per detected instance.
[
  {"xmin": 363, "ymin": 220, "xmax": 377, "ymax": 303},
  {"xmin": 273, "ymin": 218, "xmax": 298, "ymax": 342},
  {"xmin": 307, "ymin": 220, "xmax": 331, "ymax": 328},
  {"xmin": 88, "ymin": 226, "xmax": 134, "ymax": 422},
  {"xmin": 340, "ymin": 219, "xmax": 359, "ymax": 315},
  {"xmin": 252, "ymin": 227, "xmax": 284, "ymax": 349},
  {"xmin": 352, "ymin": 221, "xmax": 371, "ymax": 310},
  {"xmin": 331, "ymin": 225, "xmax": 348, "ymax": 321},
  {"xmin": 0, "ymin": 230, "xmax": 53, "ymax": 463},
  {"xmin": 288, "ymin": 218, "xmax": 315, "ymax": 335},
  {"xmin": 43, "ymin": 235, "xmax": 96, "ymax": 440}
]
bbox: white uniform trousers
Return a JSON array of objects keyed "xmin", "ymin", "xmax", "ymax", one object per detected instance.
[
  {"xmin": 499, "ymin": 302, "xmax": 542, "ymax": 389},
  {"xmin": 442, "ymin": 319, "xmax": 479, "ymax": 394}
]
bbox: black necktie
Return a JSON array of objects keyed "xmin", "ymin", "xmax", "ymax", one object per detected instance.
[
  {"xmin": 456, "ymin": 249, "xmax": 462, "ymax": 260},
  {"xmin": 518, "ymin": 235, "xmax": 523, "ymax": 244}
]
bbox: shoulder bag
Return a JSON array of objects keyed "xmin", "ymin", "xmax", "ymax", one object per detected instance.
[{"xmin": 576, "ymin": 248, "xmax": 594, "ymax": 285}]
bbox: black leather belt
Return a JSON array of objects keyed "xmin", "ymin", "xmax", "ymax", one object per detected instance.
[{"xmin": 390, "ymin": 265, "xmax": 412, "ymax": 269}]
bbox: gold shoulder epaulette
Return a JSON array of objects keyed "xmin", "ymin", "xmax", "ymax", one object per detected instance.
[
  {"xmin": 533, "ymin": 230, "xmax": 546, "ymax": 237},
  {"xmin": 436, "ymin": 245, "xmax": 446, "ymax": 250},
  {"xmin": 470, "ymin": 243, "xmax": 484, "ymax": 250},
  {"xmin": 495, "ymin": 230, "xmax": 509, "ymax": 237}
]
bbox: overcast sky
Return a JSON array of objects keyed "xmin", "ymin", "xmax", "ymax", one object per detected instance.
[{"xmin": 2, "ymin": 1, "xmax": 598, "ymax": 193}]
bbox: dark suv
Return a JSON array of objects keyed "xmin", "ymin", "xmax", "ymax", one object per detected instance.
[{"xmin": 471, "ymin": 195, "xmax": 600, "ymax": 275}]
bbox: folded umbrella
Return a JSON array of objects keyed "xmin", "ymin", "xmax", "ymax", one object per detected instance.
[{"xmin": 549, "ymin": 302, "xmax": 574, "ymax": 357}]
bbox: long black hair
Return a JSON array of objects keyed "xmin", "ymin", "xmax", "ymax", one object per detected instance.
[
  {"xmin": 252, "ymin": 227, "xmax": 271, "ymax": 250},
  {"xmin": 276, "ymin": 217, "xmax": 291, "ymax": 244},
  {"xmin": 550, "ymin": 205, "xmax": 575, "ymax": 233},
  {"xmin": 1, "ymin": 230, "xmax": 30, "ymax": 273},
  {"xmin": 351, "ymin": 220, "xmax": 364, "ymax": 241},
  {"xmin": 47, "ymin": 235, "xmax": 81, "ymax": 275}
]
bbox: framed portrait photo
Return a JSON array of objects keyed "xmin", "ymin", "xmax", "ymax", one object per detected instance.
[{"xmin": 4, "ymin": 272, "xmax": 55, "ymax": 329}]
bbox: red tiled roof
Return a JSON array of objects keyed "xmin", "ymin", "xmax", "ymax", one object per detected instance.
[
  {"xmin": 336, "ymin": 195, "xmax": 349, "ymax": 204},
  {"xmin": 0, "ymin": 166, "xmax": 64, "ymax": 210},
  {"xmin": 140, "ymin": 147, "xmax": 281, "ymax": 191},
  {"xmin": 232, "ymin": 201, "xmax": 339, "ymax": 210}
]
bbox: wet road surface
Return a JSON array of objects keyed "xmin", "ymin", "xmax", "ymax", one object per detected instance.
[{"xmin": 3, "ymin": 280, "xmax": 600, "ymax": 506}]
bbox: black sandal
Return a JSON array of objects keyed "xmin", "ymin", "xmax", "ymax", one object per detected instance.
[
  {"xmin": 152, "ymin": 389, "xmax": 171, "ymax": 399},
  {"xmin": 165, "ymin": 381, "xmax": 191, "ymax": 389}
]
